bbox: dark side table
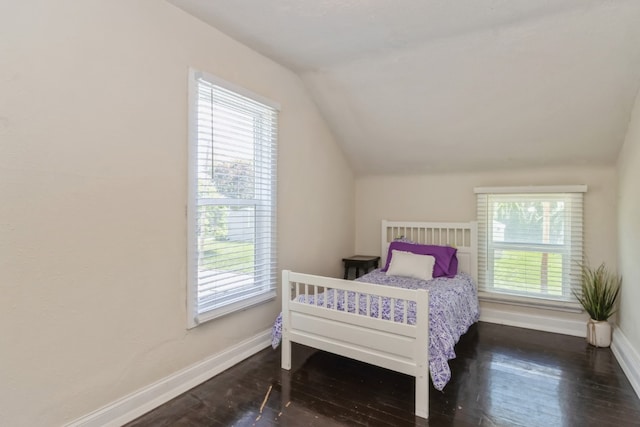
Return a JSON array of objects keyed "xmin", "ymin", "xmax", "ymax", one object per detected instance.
[{"xmin": 342, "ymin": 255, "xmax": 381, "ymax": 279}]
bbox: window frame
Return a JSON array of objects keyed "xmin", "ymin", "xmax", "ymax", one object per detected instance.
[
  {"xmin": 475, "ymin": 185, "xmax": 587, "ymax": 311},
  {"xmin": 187, "ymin": 68, "xmax": 279, "ymax": 328}
]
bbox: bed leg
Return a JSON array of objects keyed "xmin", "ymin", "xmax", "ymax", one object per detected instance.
[
  {"xmin": 281, "ymin": 336, "xmax": 291, "ymax": 370},
  {"xmin": 281, "ymin": 270, "xmax": 293, "ymax": 370},
  {"xmin": 415, "ymin": 288, "xmax": 429, "ymax": 419},
  {"xmin": 415, "ymin": 373, "xmax": 429, "ymax": 419}
]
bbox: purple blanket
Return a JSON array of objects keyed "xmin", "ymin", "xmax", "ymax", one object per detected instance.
[{"xmin": 271, "ymin": 270, "xmax": 479, "ymax": 391}]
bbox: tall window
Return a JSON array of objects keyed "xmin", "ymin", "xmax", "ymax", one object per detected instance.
[
  {"xmin": 187, "ymin": 69, "xmax": 278, "ymax": 327},
  {"xmin": 476, "ymin": 186, "xmax": 586, "ymax": 310}
]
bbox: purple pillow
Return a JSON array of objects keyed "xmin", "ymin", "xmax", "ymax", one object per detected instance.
[
  {"xmin": 449, "ymin": 254, "xmax": 458, "ymax": 278},
  {"xmin": 382, "ymin": 241, "xmax": 458, "ymax": 278}
]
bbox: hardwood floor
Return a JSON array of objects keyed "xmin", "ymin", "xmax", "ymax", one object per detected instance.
[{"xmin": 126, "ymin": 322, "xmax": 640, "ymax": 426}]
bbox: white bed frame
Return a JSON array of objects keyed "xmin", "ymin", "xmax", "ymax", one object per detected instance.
[{"xmin": 281, "ymin": 220, "xmax": 477, "ymax": 419}]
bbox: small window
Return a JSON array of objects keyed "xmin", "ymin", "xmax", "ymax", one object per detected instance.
[
  {"xmin": 187, "ymin": 69, "xmax": 279, "ymax": 327},
  {"xmin": 476, "ymin": 186, "xmax": 586, "ymax": 310}
]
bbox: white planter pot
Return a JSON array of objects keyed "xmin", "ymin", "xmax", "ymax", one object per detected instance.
[{"xmin": 586, "ymin": 319, "xmax": 612, "ymax": 347}]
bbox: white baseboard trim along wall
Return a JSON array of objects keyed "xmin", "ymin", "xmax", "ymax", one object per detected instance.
[
  {"xmin": 479, "ymin": 306, "xmax": 587, "ymax": 338},
  {"xmin": 66, "ymin": 329, "xmax": 272, "ymax": 427},
  {"xmin": 611, "ymin": 328, "xmax": 640, "ymax": 400},
  {"xmin": 66, "ymin": 319, "xmax": 640, "ymax": 426}
]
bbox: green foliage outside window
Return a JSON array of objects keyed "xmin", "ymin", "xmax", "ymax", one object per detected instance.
[
  {"xmin": 197, "ymin": 160, "xmax": 256, "ymax": 274},
  {"xmin": 493, "ymin": 250, "xmax": 563, "ymax": 295}
]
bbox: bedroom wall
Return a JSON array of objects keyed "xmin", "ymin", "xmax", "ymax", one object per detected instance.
[
  {"xmin": 355, "ymin": 166, "xmax": 617, "ymax": 331},
  {"xmin": 0, "ymin": 1, "xmax": 354, "ymax": 426},
  {"xmin": 617, "ymin": 88, "xmax": 640, "ymax": 363}
]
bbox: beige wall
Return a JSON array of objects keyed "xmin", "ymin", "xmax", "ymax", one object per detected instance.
[
  {"xmin": 0, "ymin": 1, "xmax": 354, "ymax": 425},
  {"xmin": 355, "ymin": 166, "xmax": 617, "ymax": 325},
  {"xmin": 617, "ymin": 88, "xmax": 640, "ymax": 354}
]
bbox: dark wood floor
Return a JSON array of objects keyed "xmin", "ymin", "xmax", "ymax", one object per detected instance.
[{"xmin": 126, "ymin": 322, "xmax": 640, "ymax": 426}]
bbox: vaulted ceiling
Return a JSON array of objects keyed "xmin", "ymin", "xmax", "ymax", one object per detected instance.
[{"xmin": 168, "ymin": 0, "xmax": 640, "ymax": 175}]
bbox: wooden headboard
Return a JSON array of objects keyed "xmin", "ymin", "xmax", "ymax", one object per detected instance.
[{"xmin": 381, "ymin": 220, "xmax": 478, "ymax": 283}]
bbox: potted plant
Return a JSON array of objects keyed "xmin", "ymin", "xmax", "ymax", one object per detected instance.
[{"xmin": 573, "ymin": 262, "xmax": 621, "ymax": 347}]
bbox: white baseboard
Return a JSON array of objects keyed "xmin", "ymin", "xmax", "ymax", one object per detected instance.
[
  {"xmin": 611, "ymin": 328, "xmax": 640, "ymax": 400},
  {"xmin": 480, "ymin": 306, "xmax": 586, "ymax": 337},
  {"xmin": 66, "ymin": 329, "xmax": 272, "ymax": 427}
]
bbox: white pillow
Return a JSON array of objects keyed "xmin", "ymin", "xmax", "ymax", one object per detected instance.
[{"xmin": 385, "ymin": 250, "xmax": 436, "ymax": 281}]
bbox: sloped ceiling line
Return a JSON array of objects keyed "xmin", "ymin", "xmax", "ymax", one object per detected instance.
[{"xmin": 168, "ymin": 0, "xmax": 640, "ymax": 175}]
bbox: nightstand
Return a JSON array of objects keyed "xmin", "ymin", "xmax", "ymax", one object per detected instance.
[{"xmin": 342, "ymin": 255, "xmax": 381, "ymax": 279}]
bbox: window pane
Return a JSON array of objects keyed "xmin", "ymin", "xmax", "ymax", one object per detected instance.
[
  {"xmin": 198, "ymin": 205, "xmax": 255, "ymax": 274},
  {"xmin": 493, "ymin": 249, "xmax": 564, "ymax": 296},
  {"xmin": 491, "ymin": 199, "xmax": 566, "ymax": 245},
  {"xmin": 212, "ymin": 161, "xmax": 255, "ymax": 200}
]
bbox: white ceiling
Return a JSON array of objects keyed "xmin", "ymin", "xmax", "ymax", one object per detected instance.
[{"xmin": 168, "ymin": 0, "xmax": 640, "ymax": 175}]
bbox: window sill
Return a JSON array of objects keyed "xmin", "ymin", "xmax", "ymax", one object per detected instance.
[
  {"xmin": 478, "ymin": 291, "xmax": 583, "ymax": 313},
  {"xmin": 189, "ymin": 290, "xmax": 277, "ymax": 328}
]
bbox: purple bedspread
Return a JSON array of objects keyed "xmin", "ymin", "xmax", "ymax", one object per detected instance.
[{"xmin": 271, "ymin": 270, "xmax": 479, "ymax": 391}]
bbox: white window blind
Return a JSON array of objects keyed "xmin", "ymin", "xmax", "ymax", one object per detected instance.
[
  {"xmin": 475, "ymin": 186, "xmax": 586, "ymax": 310},
  {"xmin": 188, "ymin": 69, "xmax": 278, "ymax": 327}
]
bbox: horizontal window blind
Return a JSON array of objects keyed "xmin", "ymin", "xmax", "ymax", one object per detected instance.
[
  {"xmin": 188, "ymin": 70, "xmax": 278, "ymax": 326},
  {"xmin": 476, "ymin": 187, "xmax": 585, "ymax": 310}
]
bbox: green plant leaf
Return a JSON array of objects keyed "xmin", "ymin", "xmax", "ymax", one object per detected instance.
[{"xmin": 573, "ymin": 262, "xmax": 621, "ymax": 321}]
